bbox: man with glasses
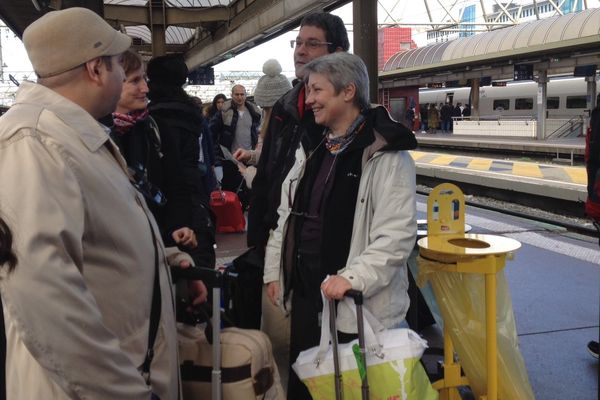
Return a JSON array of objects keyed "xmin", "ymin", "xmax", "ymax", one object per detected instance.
[
  {"xmin": 246, "ymin": 11, "xmax": 349, "ymax": 398},
  {"xmin": 248, "ymin": 12, "xmax": 349, "ymax": 250}
]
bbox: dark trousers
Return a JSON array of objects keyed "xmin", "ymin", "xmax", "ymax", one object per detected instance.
[
  {"xmin": 287, "ymin": 253, "xmax": 357, "ymax": 400},
  {"xmin": 221, "ymin": 162, "xmax": 249, "ymax": 209}
]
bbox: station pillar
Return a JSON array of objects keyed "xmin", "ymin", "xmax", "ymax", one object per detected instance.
[
  {"xmin": 470, "ymin": 78, "xmax": 480, "ymax": 118},
  {"xmin": 353, "ymin": 0, "xmax": 378, "ymax": 104},
  {"xmin": 151, "ymin": 25, "xmax": 167, "ymax": 57},
  {"xmin": 536, "ymin": 69, "xmax": 547, "ymax": 140},
  {"xmin": 586, "ymin": 75, "xmax": 596, "ymax": 127}
]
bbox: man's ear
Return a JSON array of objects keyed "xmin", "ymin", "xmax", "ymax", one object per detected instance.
[{"xmin": 84, "ymin": 58, "xmax": 103, "ymax": 85}]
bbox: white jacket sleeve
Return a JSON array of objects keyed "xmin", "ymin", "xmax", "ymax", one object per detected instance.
[
  {"xmin": 338, "ymin": 152, "xmax": 417, "ymax": 298},
  {"xmin": 0, "ymin": 136, "xmax": 150, "ymax": 399}
]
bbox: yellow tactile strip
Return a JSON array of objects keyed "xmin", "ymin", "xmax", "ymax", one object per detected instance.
[{"xmin": 410, "ymin": 151, "xmax": 587, "ymax": 185}]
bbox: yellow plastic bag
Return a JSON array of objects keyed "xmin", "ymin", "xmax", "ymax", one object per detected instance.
[{"xmin": 417, "ymin": 255, "xmax": 534, "ymax": 399}]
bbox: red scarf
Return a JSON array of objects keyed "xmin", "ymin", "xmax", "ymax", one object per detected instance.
[{"xmin": 112, "ymin": 109, "xmax": 149, "ymax": 135}]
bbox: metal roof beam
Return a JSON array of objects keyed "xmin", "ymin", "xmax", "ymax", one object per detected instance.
[{"xmin": 104, "ymin": 4, "xmax": 228, "ymax": 27}]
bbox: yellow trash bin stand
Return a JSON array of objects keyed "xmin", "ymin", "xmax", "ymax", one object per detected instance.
[{"xmin": 417, "ymin": 183, "xmax": 522, "ymax": 400}]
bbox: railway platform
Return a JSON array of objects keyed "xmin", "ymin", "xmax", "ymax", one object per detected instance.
[{"xmin": 415, "ymin": 131, "xmax": 585, "ymax": 161}]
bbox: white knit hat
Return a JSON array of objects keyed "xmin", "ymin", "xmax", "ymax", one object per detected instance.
[{"xmin": 253, "ymin": 59, "xmax": 292, "ymax": 108}]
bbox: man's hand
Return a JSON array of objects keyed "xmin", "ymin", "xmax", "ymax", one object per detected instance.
[
  {"xmin": 321, "ymin": 275, "xmax": 352, "ymax": 300},
  {"xmin": 187, "ymin": 279, "xmax": 208, "ymax": 306},
  {"xmin": 233, "ymin": 148, "xmax": 251, "ymax": 163},
  {"xmin": 266, "ymin": 281, "xmax": 280, "ymax": 306},
  {"xmin": 172, "ymin": 227, "xmax": 197, "ymax": 249}
]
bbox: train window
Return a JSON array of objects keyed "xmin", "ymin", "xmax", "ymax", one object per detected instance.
[
  {"xmin": 493, "ymin": 99, "xmax": 509, "ymax": 111},
  {"xmin": 566, "ymin": 96, "xmax": 587, "ymax": 109},
  {"xmin": 546, "ymin": 97, "xmax": 559, "ymax": 109},
  {"xmin": 515, "ymin": 98, "xmax": 533, "ymax": 110}
]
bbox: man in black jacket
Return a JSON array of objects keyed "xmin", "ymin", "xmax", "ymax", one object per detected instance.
[{"xmin": 247, "ymin": 12, "xmax": 350, "ymax": 251}]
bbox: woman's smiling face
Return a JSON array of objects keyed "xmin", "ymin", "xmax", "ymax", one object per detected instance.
[{"xmin": 305, "ymin": 72, "xmax": 347, "ymax": 129}]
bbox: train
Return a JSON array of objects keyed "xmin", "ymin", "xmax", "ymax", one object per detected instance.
[{"xmin": 418, "ymin": 77, "xmax": 594, "ymax": 118}]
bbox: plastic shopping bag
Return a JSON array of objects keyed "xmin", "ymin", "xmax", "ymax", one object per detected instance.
[{"xmin": 292, "ymin": 296, "xmax": 438, "ymax": 400}]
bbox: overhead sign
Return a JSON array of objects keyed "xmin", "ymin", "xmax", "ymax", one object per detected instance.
[
  {"xmin": 573, "ymin": 65, "xmax": 596, "ymax": 77},
  {"xmin": 480, "ymin": 76, "xmax": 492, "ymax": 86},
  {"xmin": 427, "ymin": 82, "xmax": 443, "ymax": 88},
  {"xmin": 514, "ymin": 64, "xmax": 533, "ymax": 81},
  {"xmin": 445, "ymin": 80, "xmax": 460, "ymax": 88},
  {"xmin": 492, "ymin": 81, "xmax": 507, "ymax": 87},
  {"xmin": 187, "ymin": 67, "xmax": 215, "ymax": 85}
]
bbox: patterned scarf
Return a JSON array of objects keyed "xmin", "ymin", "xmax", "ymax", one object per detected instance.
[
  {"xmin": 112, "ymin": 109, "xmax": 149, "ymax": 135},
  {"xmin": 324, "ymin": 113, "xmax": 366, "ymax": 155}
]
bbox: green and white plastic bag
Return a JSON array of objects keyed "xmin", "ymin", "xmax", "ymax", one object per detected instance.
[{"xmin": 292, "ymin": 296, "xmax": 438, "ymax": 400}]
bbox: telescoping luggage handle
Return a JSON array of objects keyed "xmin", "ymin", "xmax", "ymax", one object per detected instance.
[
  {"xmin": 171, "ymin": 266, "xmax": 237, "ymax": 400},
  {"xmin": 324, "ymin": 289, "xmax": 373, "ymax": 400}
]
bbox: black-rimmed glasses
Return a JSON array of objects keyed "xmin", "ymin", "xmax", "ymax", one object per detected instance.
[{"xmin": 290, "ymin": 39, "xmax": 332, "ymax": 50}]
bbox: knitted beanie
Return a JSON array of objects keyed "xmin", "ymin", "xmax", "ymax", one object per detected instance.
[
  {"xmin": 147, "ymin": 54, "xmax": 188, "ymax": 87},
  {"xmin": 253, "ymin": 59, "xmax": 292, "ymax": 108}
]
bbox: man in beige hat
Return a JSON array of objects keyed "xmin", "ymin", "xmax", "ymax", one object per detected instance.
[{"xmin": 0, "ymin": 7, "xmax": 186, "ymax": 399}]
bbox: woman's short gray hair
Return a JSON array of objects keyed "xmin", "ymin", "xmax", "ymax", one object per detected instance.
[{"xmin": 303, "ymin": 53, "xmax": 370, "ymax": 111}]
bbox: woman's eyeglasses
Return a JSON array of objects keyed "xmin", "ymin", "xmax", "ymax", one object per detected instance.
[{"xmin": 287, "ymin": 177, "xmax": 318, "ymax": 219}]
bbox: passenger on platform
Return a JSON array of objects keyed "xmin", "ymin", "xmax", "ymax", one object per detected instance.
[
  {"xmin": 234, "ymin": 59, "xmax": 292, "ymax": 189},
  {"xmin": 146, "ymin": 54, "xmax": 216, "ymax": 269},
  {"xmin": 428, "ymin": 103, "xmax": 439, "ymax": 133},
  {"xmin": 210, "ymin": 84, "xmax": 261, "ymax": 208},
  {"xmin": 463, "ymin": 103, "xmax": 472, "ymax": 118},
  {"xmin": 420, "ymin": 104, "xmax": 429, "ymax": 133},
  {"xmin": 247, "ymin": 11, "xmax": 349, "ymax": 252},
  {"xmin": 246, "ymin": 12, "xmax": 349, "ymax": 398},
  {"xmin": 0, "ymin": 215, "xmax": 16, "ymax": 400},
  {"xmin": 405, "ymin": 106, "xmax": 415, "ymax": 131},
  {"xmin": 264, "ymin": 52, "xmax": 418, "ymax": 400},
  {"xmin": 0, "ymin": 8, "xmax": 197, "ymax": 399},
  {"xmin": 440, "ymin": 102, "xmax": 453, "ymax": 133},
  {"xmin": 192, "ymin": 96, "xmax": 218, "ymax": 193},
  {"xmin": 207, "ymin": 93, "xmax": 227, "ymax": 120}
]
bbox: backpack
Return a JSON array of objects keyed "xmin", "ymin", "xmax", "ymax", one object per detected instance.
[{"xmin": 585, "ymin": 108, "xmax": 600, "ymax": 241}]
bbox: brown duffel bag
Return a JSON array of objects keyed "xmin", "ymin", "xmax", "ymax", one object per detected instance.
[{"xmin": 178, "ymin": 323, "xmax": 285, "ymax": 400}]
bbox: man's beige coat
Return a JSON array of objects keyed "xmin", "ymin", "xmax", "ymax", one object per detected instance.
[{"xmin": 0, "ymin": 82, "xmax": 179, "ymax": 399}]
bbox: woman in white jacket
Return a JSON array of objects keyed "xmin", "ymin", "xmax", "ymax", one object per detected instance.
[{"xmin": 263, "ymin": 52, "xmax": 418, "ymax": 399}]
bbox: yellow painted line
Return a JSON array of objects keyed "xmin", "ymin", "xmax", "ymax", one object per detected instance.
[
  {"xmin": 512, "ymin": 162, "xmax": 543, "ymax": 178},
  {"xmin": 429, "ymin": 155, "xmax": 457, "ymax": 165},
  {"xmin": 563, "ymin": 167, "xmax": 587, "ymax": 185},
  {"xmin": 468, "ymin": 158, "xmax": 493, "ymax": 170},
  {"xmin": 410, "ymin": 150, "xmax": 428, "ymax": 160}
]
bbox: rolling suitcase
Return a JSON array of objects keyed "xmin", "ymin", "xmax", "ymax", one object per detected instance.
[
  {"xmin": 174, "ymin": 267, "xmax": 284, "ymax": 400},
  {"xmin": 210, "ymin": 190, "xmax": 245, "ymax": 233}
]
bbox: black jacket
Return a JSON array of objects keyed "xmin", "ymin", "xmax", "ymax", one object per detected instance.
[
  {"xmin": 247, "ymin": 83, "xmax": 323, "ymax": 248},
  {"xmin": 148, "ymin": 98, "xmax": 215, "ymax": 267}
]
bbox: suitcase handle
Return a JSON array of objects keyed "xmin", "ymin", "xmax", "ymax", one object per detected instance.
[
  {"xmin": 345, "ymin": 289, "xmax": 363, "ymax": 305},
  {"xmin": 171, "ymin": 265, "xmax": 238, "ymax": 288}
]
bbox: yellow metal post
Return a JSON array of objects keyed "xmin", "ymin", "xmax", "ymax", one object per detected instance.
[{"xmin": 485, "ymin": 270, "xmax": 498, "ymax": 400}]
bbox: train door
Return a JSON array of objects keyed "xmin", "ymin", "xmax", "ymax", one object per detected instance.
[
  {"xmin": 446, "ymin": 92, "xmax": 454, "ymax": 105},
  {"xmin": 389, "ymin": 97, "xmax": 406, "ymax": 123}
]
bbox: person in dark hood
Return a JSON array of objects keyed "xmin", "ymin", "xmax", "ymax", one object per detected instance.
[
  {"xmin": 263, "ymin": 52, "xmax": 418, "ymax": 399},
  {"xmin": 146, "ymin": 53, "xmax": 215, "ymax": 269}
]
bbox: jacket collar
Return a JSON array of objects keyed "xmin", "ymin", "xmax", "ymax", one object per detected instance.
[{"xmin": 15, "ymin": 81, "xmax": 110, "ymax": 152}]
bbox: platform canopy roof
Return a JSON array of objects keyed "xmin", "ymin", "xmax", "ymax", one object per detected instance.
[
  {"xmin": 381, "ymin": 7, "xmax": 600, "ymax": 85},
  {"xmin": 0, "ymin": 0, "xmax": 348, "ymax": 70}
]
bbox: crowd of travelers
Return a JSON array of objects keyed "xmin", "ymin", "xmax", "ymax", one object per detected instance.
[
  {"xmin": 0, "ymin": 6, "xmax": 452, "ymax": 400},
  {"xmin": 409, "ymin": 101, "xmax": 471, "ymax": 134}
]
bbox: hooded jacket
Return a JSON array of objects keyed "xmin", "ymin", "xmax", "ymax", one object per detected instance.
[{"xmin": 264, "ymin": 105, "xmax": 418, "ymax": 332}]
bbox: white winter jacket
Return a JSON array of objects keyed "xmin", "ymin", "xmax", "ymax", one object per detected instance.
[{"xmin": 264, "ymin": 107, "xmax": 417, "ymax": 332}]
